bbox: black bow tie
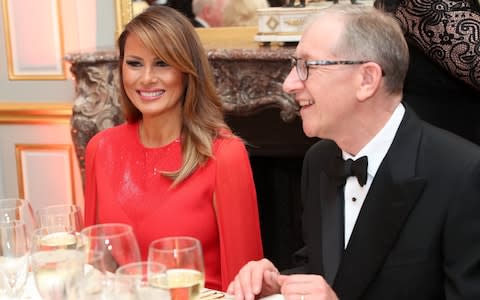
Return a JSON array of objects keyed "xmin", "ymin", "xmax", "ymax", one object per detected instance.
[{"xmin": 327, "ymin": 155, "xmax": 368, "ymax": 187}]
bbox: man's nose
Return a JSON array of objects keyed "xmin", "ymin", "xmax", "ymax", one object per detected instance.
[{"xmin": 282, "ymin": 67, "xmax": 303, "ymax": 94}]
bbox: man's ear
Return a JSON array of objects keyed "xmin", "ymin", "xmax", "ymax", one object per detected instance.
[{"xmin": 356, "ymin": 62, "xmax": 383, "ymax": 101}]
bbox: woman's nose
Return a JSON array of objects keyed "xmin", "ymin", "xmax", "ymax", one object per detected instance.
[{"xmin": 140, "ymin": 67, "xmax": 158, "ymax": 84}]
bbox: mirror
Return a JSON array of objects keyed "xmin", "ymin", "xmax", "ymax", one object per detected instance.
[{"xmin": 114, "ymin": 0, "xmax": 262, "ymax": 49}]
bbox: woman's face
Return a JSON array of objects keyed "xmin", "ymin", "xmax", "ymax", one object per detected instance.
[{"xmin": 122, "ymin": 33, "xmax": 184, "ymax": 121}]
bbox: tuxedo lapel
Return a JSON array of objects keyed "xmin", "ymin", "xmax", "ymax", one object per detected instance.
[
  {"xmin": 321, "ymin": 170, "xmax": 343, "ymax": 284},
  {"xmin": 333, "ymin": 108, "xmax": 427, "ymax": 299},
  {"xmin": 302, "ymin": 139, "xmax": 342, "ymax": 275}
]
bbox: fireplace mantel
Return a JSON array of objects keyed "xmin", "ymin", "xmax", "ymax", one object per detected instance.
[{"xmin": 65, "ymin": 46, "xmax": 298, "ymax": 121}]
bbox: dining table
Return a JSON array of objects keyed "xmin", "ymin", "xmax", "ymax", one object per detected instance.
[{"xmin": 20, "ymin": 271, "xmax": 284, "ymax": 300}]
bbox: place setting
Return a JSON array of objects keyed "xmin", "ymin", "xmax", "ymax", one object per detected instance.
[{"xmin": 0, "ymin": 198, "xmax": 233, "ymax": 300}]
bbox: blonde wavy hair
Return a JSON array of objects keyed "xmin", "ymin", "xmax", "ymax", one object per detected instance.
[{"xmin": 117, "ymin": 5, "xmax": 230, "ymax": 186}]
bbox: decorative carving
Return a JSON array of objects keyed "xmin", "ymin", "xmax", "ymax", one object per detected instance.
[
  {"xmin": 267, "ymin": 17, "xmax": 280, "ymax": 30},
  {"xmin": 211, "ymin": 59, "xmax": 298, "ymax": 121},
  {"xmin": 69, "ymin": 60, "xmax": 125, "ymax": 181},
  {"xmin": 65, "ymin": 46, "xmax": 298, "ymax": 179},
  {"xmin": 284, "ymin": 18, "xmax": 305, "ymax": 26}
]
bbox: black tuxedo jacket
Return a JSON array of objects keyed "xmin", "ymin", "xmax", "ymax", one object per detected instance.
[{"xmin": 296, "ymin": 106, "xmax": 480, "ymax": 299}]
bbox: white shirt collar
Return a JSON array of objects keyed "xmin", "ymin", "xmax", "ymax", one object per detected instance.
[
  {"xmin": 343, "ymin": 103, "xmax": 405, "ymax": 178},
  {"xmin": 195, "ymin": 17, "xmax": 210, "ymax": 28}
]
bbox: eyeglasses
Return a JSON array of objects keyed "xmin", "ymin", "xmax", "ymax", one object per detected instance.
[{"xmin": 290, "ymin": 56, "xmax": 369, "ymax": 81}]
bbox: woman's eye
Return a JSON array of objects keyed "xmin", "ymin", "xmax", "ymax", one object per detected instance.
[
  {"xmin": 125, "ymin": 60, "xmax": 142, "ymax": 67},
  {"xmin": 156, "ymin": 60, "xmax": 168, "ymax": 67}
]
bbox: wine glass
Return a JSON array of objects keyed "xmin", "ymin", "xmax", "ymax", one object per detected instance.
[
  {"xmin": 80, "ymin": 223, "xmax": 141, "ymax": 273},
  {"xmin": 0, "ymin": 221, "xmax": 29, "ymax": 299},
  {"xmin": 148, "ymin": 237, "xmax": 205, "ymax": 300},
  {"xmin": 0, "ymin": 198, "xmax": 37, "ymax": 238},
  {"xmin": 35, "ymin": 204, "xmax": 84, "ymax": 232},
  {"xmin": 83, "ymin": 249, "xmax": 111, "ymax": 300},
  {"xmin": 81, "ymin": 223, "xmax": 141, "ymax": 299},
  {"xmin": 30, "ymin": 226, "xmax": 86, "ymax": 300},
  {"xmin": 115, "ymin": 261, "xmax": 169, "ymax": 300}
]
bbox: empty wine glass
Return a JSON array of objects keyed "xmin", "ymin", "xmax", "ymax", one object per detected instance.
[
  {"xmin": 35, "ymin": 204, "xmax": 84, "ymax": 232},
  {"xmin": 81, "ymin": 223, "xmax": 141, "ymax": 299},
  {"xmin": 148, "ymin": 237, "xmax": 205, "ymax": 300},
  {"xmin": 115, "ymin": 261, "xmax": 169, "ymax": 300},
  {"xmin": 83, "ymin": 249, "xmax": 111, "ymax": 300},
  {"xmin": 0, "ymin": 198, "xmax": 37, "ymax": 238},
  {"xmin": 81, "ymin": 223, "xmax": 141, "ymax": 273},
  {"xmin": 30, "ymin": 226, "xmax": 86, "ymax": 300},
  {"xmin": 0, "ymin": 221, "xmax": 29, "ymax": 299}
]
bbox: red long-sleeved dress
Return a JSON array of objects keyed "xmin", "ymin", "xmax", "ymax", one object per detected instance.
[{"xmin": 84, "ymin": 122, "xmax": 263, "ymax": 291}]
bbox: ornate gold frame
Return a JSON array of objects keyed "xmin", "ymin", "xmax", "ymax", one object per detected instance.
[
  {"xmin": 1, "ymin": 0, "xmax": 66, "ymax": 80},
  {"xmin": 15, "ymin": 144, "xmax": 76, "ymax": 204},
  {"xmin": 0, "ymin": 103, "xmax": 72, "ymax": 124},
  {"xmin": 115, "ymin": 0, "xmax": 133, "ymax": 38}
]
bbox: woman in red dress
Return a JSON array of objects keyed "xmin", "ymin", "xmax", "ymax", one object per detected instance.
[{"xmin": 83, "ymin": 5, "xmax": 263, "ymax": 291}]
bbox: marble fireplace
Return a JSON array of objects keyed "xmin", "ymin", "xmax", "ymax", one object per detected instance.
[{"xmin": 65, "ymin": 35, "xmax": 318, "ymax": 269}]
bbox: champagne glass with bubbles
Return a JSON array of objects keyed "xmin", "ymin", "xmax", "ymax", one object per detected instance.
[
  {"xmin": 0, "ymin": 221, "xmax": 29, "ymax": 299},
  {"xmin": 148, "ymin": 237, "xmax": 205, "ymax": 300},
  {"xmin": 30, "ymin": 226, "xmax": 86, "ymax": 300}
]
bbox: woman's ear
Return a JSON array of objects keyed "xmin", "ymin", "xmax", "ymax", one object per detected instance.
[{"xmin": 356, "ymin": 62, "xmax": 383, "ymax": 101}]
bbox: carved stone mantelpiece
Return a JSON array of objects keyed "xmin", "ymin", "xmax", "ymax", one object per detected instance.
[
  {"xmin": 66, "ymin": 52, "xmax": 122, "ymax": 178},
  {"xmin": 206, "ymin": 47, "xmax": 297, "ymax": 121},
  {"xmin": 65, "ymin": 45, "xmax": 298, "ymax": 176}
]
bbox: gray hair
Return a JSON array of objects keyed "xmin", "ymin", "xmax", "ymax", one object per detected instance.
[
  {"xmin": 192, "ymin": 0, "xmax": 214, "ymax": 15},
  {"xmin": 308, "ymin": 5, "xmax": 409, "ymax": 94}
]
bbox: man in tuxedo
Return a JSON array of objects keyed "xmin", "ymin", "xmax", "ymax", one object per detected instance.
[{"xmin": 227, "ymin": 4, "xmax": 480, "ymax": 300}]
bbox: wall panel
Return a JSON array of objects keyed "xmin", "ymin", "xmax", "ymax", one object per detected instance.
[
  {"xmin": 2, "ymin": 0, "xmax": 65, "ymax": 80},
  {"xmin": 16, "ymin": 144, "xmax": 75, "ymax": 212},
  {"xmin": 0, "ymin": 103, "xmax": 83, "ymax": 214}
]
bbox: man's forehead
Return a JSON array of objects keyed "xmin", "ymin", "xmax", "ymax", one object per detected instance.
[
  {"xmin": 296, "ymin": 15, "xmax": 343, "ymax": 56},
  {"xmin": 307, "ymin": 13, "xmax": 343, "ymax": 33}
]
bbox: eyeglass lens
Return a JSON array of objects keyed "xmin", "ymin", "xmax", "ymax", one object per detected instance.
[{"xmin": 290, "ymin": 57, "xmax": 308, "ymax": 81}]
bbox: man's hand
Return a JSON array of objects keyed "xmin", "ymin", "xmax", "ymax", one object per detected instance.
[{"xmin": 277, "ymin": 274, "xmax": 339, "ymax": 300}]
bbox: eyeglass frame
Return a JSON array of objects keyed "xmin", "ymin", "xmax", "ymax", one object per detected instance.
[{"xmin": 289, "ymin": 56, "xmax": 384, "ymax": 81}]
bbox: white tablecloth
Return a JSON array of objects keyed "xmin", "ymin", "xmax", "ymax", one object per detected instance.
[{"xmin": 21, "ymin": 272, "xmax": 283, "ymax": 300}]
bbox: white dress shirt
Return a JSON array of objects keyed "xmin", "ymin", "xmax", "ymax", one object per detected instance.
[{"xmin": 342, "ymin": 104, "xmax": 405, "ymax": 248}]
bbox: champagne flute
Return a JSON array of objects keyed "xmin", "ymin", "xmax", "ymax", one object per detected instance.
[
  {"xmin": 35, "ymin": 204, "xmax": 84, "ymax": 232},
  {"xmin": 0, "ymin": 221, "xmax": 29, "ymax": 299},
  {"xmin": 30, "ymin": 226, "xmax": 86, "ymax": 300},
  {"xmin": 115, "ymin": 261, "xmax": 169, "ymax": 300},
  {"xmin": 148, "ymin": 237, "xmax": 205, "ymax": 300}
]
